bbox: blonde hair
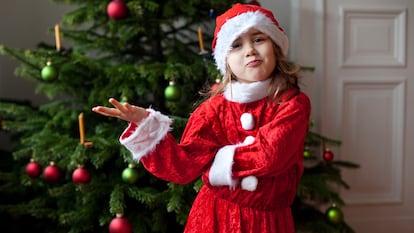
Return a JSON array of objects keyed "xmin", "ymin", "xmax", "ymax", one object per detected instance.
[{"xmin": 205, "ymin": 43, "xmax": 301, "ymax": 103}]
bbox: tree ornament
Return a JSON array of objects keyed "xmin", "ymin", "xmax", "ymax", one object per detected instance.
[
  {"xmin": 122, "ymin": 163, "xmax": 139, "ymax": 184},
  {"xmin": 303, "ymin": 147, "xmax": 312, "ymax": 159},
  {"xmin": 209, "ymin": 9, "xmax": 214, "ymax": 18},
  {"xmin": 323, "ymin": 149, "xmax": 334, "ymax": 162},
  {"xmin": 120, "ymin": 96, "xmax": 128, "ymax": 105},
  {"xmin": 107, "ymin": 0, "xmax": 129, "ymax": 20},
  {"xmin": 72, "ymin": 165, "xmax": 91, "ymax": 184},
  {"xmin": 41, "ymin": 61, "xmax": 57, "ymax": 81},
  {"xmin": 43, "ymin": 161, "xmax": 61, "ymax": 182},
  {"xmin": 326, "ymin": 204, "xmax": 344, "ymax": 224},
  {"xmin": 211, "ymin": 78, "xmax": 221, "ymax": 92},
  {"xmin": 164, "ymin": 81, "xmax": 181, "ymax": 101},
  {"xmin": 109, "ymin": 214, "xmax": 132, "ymax": 233},
  {"xmin": 25, "ymin": 159, "xmax": 42, "ymax": 178}
]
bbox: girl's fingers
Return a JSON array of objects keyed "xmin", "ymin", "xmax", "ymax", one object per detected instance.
[
  {"xmin": 108, "ymin": 98, "xmax": 126, "ymax": 112},
  {"xmin": 92, "ymin": 106, "xmax": 121, "ymax": 118},
  {"xmin": 124, "ymin": 102, "xmax": 135, "ymax": 112},
  {"xmin": 93, "ymin": 98, "xmax": 146, "ymax": 123}
]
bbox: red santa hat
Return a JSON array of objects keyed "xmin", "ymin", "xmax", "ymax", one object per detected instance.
[{"xmin": 212, "ymin": 3, "xmax": 289, "ymax": 75}]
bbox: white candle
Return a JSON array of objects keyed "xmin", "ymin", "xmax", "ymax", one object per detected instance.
[
  {"xmin": 55, "ymin": 24, "xmax": 61, "ymax": 51},
  {"xmin": 78, "ymin": 113, "xmax": 85, "ymax": 144},
  {"xmin": 198, "ymin": 27, "xmax": 205, "ymax": 52}
]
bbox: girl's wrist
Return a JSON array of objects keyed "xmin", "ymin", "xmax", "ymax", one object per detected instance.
[{"xmin": 132, "ymin": 109, "xmax": 150, "ymax": 124}]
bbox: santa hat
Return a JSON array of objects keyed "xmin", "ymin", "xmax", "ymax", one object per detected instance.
[{"xmin": 212, "ymin": 3, "xmax": 289, "ymax": 75}]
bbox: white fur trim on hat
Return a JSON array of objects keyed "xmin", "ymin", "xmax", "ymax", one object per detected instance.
[
  {"xmin": 213, "ymin": 11, "xmax": 289, "ymax": 75},
  {"xmin": 119, "ymin": 109, "xmax": 172, "ymax": 162}
]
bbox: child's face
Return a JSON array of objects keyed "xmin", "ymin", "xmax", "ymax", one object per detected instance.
[{"xmin": 227, "ymin": 28, "xmax": 277, "ymax": 83}]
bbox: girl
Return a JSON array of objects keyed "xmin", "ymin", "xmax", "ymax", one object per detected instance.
[{"xmin": 93, "ymin": 3, "xmax": 311, "ymax": 233}]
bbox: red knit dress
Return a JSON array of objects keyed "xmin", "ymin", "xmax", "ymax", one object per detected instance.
[{"xmin": 120, "ymin": 84, "xmax": 311, "ymax": 233}]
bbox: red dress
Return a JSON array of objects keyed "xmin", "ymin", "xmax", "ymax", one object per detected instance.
[{"xmin": 120, "ymin": 82, "xmax": 311, "ymax": 233}]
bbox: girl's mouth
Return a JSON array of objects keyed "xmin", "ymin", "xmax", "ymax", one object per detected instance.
[{"xmin": 246, "ymin": 59, "xmax": 262, "ymax": 67}]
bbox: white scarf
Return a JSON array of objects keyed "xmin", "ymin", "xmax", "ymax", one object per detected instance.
[{"xmin": 223, "ymin": 79, "xmax": 271, "ymax": 103}]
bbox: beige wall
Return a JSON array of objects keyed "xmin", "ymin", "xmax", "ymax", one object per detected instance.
[
  {"xmin": 0, "ymin": 1, "xmax": 72, "ymax": 150},
  {"xmin": 0, "ymin": 0, "xmax": 72, "ymax": 106}
]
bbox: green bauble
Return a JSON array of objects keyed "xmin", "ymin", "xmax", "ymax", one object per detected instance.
[
  {"xmin": 164, "ymin": 81, "xmax": 181, "ymax": 101},
  {"xmin": 303, "ymin": 148, "xmax": 312, "ymax": 159},
  {"xmin": 121, "ymin": 165, "xmax": 139, "ymax": 184},
  {"xmin": 326, "ymin": 205, "xmax": 344, "ymax": 224},
  {"xmin": 120, "ymin": 96, "xmax": 128, "ymax": 105},
  {"xmin": 41, "ymin": 63, "xmax": 57, "ymax": 81}
]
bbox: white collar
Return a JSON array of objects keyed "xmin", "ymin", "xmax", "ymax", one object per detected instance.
[{"xmin": 223, "ymin": 79, "xmax": 271, "ymax": 103}]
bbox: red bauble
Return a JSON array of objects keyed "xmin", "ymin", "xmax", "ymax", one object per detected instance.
[
  {"xmin": 109, "ymin": 215, "xmax": 132, "ymax": 233},
  {"xmin": 211, "ymin": 79, "xmax": 221, "ymax": 92},
  {"xmin": 323, "ymin": 149, "xmax": 335, "ymax": 162},
  {"xmin": 211, "ymin": 83, "xmax": 219, "ymax": 92},
  {"xmin": 43, "ymin": 162, "xmax": 61, "ymax": 182},
  {"xmin": 72, "ymin": 165, "xmax": 91, "ymax": 184},
  {"xmin": 107, "ymin": 0, "xmax": 128, "ymax": 20},
  {"xmin": 25, "ymin": 159, "xmax": 42, "ymax": 178}
]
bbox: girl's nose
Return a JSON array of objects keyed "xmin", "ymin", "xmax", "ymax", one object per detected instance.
[{"xmin": 245, "ymin": 43, "xmax": 257, "ymax": 56}]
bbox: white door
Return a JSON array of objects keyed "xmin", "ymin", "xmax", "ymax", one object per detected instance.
[{"xmin": 294, "ymin": 0, "xmax": 414, "ymax": 232}]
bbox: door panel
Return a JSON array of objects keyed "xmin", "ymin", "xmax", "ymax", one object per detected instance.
[
  {"xmin": 325, "ymin": 1, "xmax": 414, "ymax": 232},
  {"xmin": 295, "ymin": 0, "xmax": 414, "ymax": 232}
]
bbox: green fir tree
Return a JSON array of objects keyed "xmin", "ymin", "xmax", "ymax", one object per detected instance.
[{"xmin": 0, "ymin": 1, "xmax": 358, "ymax": 232}]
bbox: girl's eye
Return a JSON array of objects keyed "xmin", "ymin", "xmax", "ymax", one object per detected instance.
[
  {"xmin": 253, "ymin": 37, "xmax": 265, "ymax": 43},
  {"xmin": 230, "ymin": 42, "xmax": 241, "ymax": 49}
]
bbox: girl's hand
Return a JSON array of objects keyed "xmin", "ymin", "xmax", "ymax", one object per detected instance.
[{"xmin": 92, "ymin": 98, "xmax": 147, "ymax": 124}]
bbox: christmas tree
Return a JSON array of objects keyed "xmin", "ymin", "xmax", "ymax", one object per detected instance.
[{"xmin": 0, "ymin": 0, "xmax": 358, "ymax": 232}]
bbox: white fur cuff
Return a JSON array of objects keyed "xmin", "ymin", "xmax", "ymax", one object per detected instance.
[
  {"xmin": 209, "ymin": 136, "xmax": 258, "ymax": 190},
  {"xmin": 209, "ymin": 145, "xmax": 239, "ymax": 189},
  {"xmin": 119, "ymin": 109, "xmax": 172, "ymax": 162}
]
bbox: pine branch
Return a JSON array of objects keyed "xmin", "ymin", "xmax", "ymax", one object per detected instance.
[{"xmin": 0, "ymin": 45, "xmax": 39, "ymax": 70}]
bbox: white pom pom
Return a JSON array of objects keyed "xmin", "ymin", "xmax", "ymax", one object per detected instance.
[
  {"xmin": 240, "ymin": 113, "xmax": 255, "ymax": 130},
  {"xmin": 243, "ymin": 136, "xmax": 255, "ymax": 146},
  {"xmin": 241, "ymin": 175, "xmax": 258, "ymax": 191}
]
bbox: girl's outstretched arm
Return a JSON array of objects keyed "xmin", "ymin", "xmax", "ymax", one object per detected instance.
[{"xmin": 92, "ymin": 98, "xmax": 147, "ymax": 124}]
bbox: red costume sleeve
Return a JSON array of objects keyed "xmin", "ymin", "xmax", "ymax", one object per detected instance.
[
  {"xmin": 232, "ymin": 93, "xmax": 311, "ymax": 178},
  {"xmin": 139, "ymin": 100, "xmax": 222, "ymax": 184}
]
